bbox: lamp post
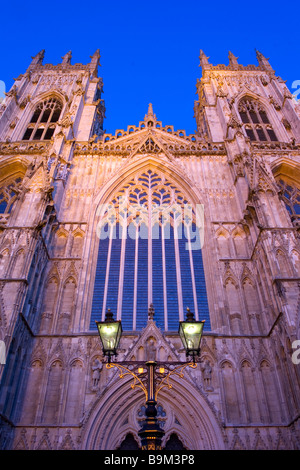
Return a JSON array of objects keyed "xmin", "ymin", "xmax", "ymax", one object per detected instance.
[
  {"xmin": 95, "ymin": 308, "xmax": 122, "ymax": 363},
  {"xmin": 138, "ymin": 360, "xmax": 165, "ymax": 450},
  {"xmin": 179, "ymin": 308, "xmax": 205, "ymax": 364},
  {"xmin": 96, "ymin": 306, "xmax": 205, "ymax": 450}
]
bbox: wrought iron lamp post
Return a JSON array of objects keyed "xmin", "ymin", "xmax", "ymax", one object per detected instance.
[
  {"xmin": 96, "ymin": 306, "xmax": 205, "ymax": 450},
  {"xmin": 137, "ymin": 360, "xmax": 165, "ymax": 450}
]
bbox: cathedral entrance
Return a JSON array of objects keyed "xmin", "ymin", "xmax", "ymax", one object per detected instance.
[
  {"xmin": 81, "ymin": 374, "xmax": 225, "ymax": 450},
  {"xmin": 117, "ymin": 432, "xmax": 185, "ymax": 450}
]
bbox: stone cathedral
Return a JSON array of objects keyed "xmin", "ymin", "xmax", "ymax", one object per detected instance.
[{"xmin": 0, "ymin": 48, "xmax": 299, "ymax": 451}]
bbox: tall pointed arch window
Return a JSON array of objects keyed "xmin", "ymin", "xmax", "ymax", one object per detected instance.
[
  {"xmin": 22, "ymin": 97, "xmax": 62, "ymax": 141},
  {"xmin": 277, "ymin": 178, "xmax": 300, "ymax": 226},
  {"xmin": 90, "ymin": 169, "xmax": 211, "ymax": 332},
  {"xmin": 238, "ymin": 98, "xmax": 278, "ymax": 142}
]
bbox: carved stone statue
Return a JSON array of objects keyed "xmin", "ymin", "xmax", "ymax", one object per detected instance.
[
  {"xmin": 201, "ymin": 360, "xmax": 213, "ymax": 391},
  {"xmin": 91, "ymin": 358, "xmax": 102, "ymax": 388},
  {"xmin": 146, "ymin": 338, "xmax": 156, "ymax": 361},
  {"xmin": 47, "ymin": 156, "xmax": 56, "ymax": 172},
  {"xmin": 56, "ymin": 163, "xmax": 70, "ymax": 181}
]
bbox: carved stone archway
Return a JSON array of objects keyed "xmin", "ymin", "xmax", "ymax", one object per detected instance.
[
  {"xmin": 80, "ymin": 322, "xmax": 225, "ymax": 450},
  {"xmin": 80, "ymin": 372, "xmax": 225, "ymax": 450}
]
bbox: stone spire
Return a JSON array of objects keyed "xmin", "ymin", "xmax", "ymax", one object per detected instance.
[
  {"xmin": 228, "ymin": 51, "xmax": 239, "ymax": 66},
  {"xmin": 30, "ymin": 49, "xmax": 45, "ymax": 66},
  {"xmin": 255, "ymin": 49, "xmax": 273, "ymax": 71},
  {"xmin": 147, "ymin": 103, "xmax": 154, "ymax": 117},
  {"xmin": 62, "ymin": 50, "xmax": 72, "ymax": 65},
  {"xmin": 90, "ymin": 49, "xmax": 101, "ymax": 77},
  {"xmin": 144, "ymin": 103, "xmax": 157, "ymax": 124},
  {"xmin": 199, "ymin": 50, "xmax": 210, "ymax": 68},
  {"xmin": 90, "ymin": 49, "xmax": 101, "ymax": 67}
]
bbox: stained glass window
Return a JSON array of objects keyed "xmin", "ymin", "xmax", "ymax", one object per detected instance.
[{"xmin": 90, "ymin": 169, "xmax": 211, "ymax": 331}]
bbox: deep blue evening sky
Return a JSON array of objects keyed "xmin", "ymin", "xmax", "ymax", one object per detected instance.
[{"xmin": 1, "ymin": 0, "xmax": 300, "ymax": 136}]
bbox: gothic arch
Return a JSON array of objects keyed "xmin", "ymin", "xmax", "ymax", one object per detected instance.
[
  {"xmin": 235, "ymin": 91, "xmax": 270, "ymax": 110},
  {"xmin": 291, "ymin": 249, "xmax": 300, "ymax": 274},
  {"xmin": 0, "ymin": 248, "xmax": 10, "ymax": 278},
  {"xmin": 0, "ymin": 159, "xmax": 25, "ymax": 222},
  {"xmin": 276, "ymin": 248, "xmax": 292, "ymax": 277},
  {"xmin": 14, "ymin": 90, "xmax": 66, "ymax": 142},
  {"xmin": 57, "ymin": 276, "xmax": 77, "ymax": 333},
  {"xmin": 20, "ymin": 358, "xmax": 44, "ymax": 424},
  {"xmin": 239, "ymin": 357, "xmax": 254, "ymax": 370},
  {"xmin": 234, "ymin": 93, "xmax": 285, "ymax": 141},
  {"xmin": 116, "ymin": 431, "xmax": 140, "ymax": 450},
  {"xmin": 272, "ymin": 160, "xmax": 300, "ymax": 227},
  {"xmin": 216, "ymin": 226, "xmax": 231, "ymax": 258},
  {"xmin": 41, "ymin": 358, "xmax": 64, "ymax": 424},
  {"xmin": 235, "ymin": 92, "xmax": 274, "ymax": 124},
  {"xmin": 31, "ymin": 89, "xmax": 67, "ymax": 107},
  {"xmin": 0, "ymin": 157, "xmax": 28, "ymax": 183},
  {"xmin": 79, "ymin": 156, "xmax": 215, "ymax": 332},
  {"xmin": 271, "ymin": 159, "xmax": 300, "ymax": 185},
  {"xmin": 215, "ymin": 226, "xmax": 230, "ymax": 238},
  {"xmin": 219, "ymin": 359, "xmax": 241, "ymax": 423},
  {"xmin": 258, "ymin": 358, "xmax": 282, "ymax": 423},
  {"xmin": 39, "ymin": 275, "xmax": 59, "ymax": 334},
  {"xmin": 10, "ymin": 248, "xmax": 26, "ymax": 278},
  {"xmin": 92, "ymin": 155, "xmax": 204, "ymax": 210},
  {"xmin": 80, "ymin": 373, "xmax": 225, "ymax": 450},
  {"xmin": 232, "ymin": 226, "xmax": 248, "ymax": 258},
  {"xmin": 70, "ymin": 228, "xmax": 84, "ymax": 257},
  {"xmin": 63, "ymin": 358, "xmax": 85, "ymax": 423}
]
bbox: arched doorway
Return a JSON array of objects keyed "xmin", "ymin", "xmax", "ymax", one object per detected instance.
[
  {"xmin": 80, "ymin": 373, "xmax": 225, "ymax": 450},
  {"xmin": 164, "ymin": 433, "xmax": 186, "ymax": 450},
  {"xmin": 117, "ymin": 433, "xmax": 140, "ymax": 450}
]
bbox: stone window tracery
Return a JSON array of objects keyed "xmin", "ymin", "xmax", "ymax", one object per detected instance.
[
  {"xmin": 0, "ymin": 177, "xmax": 22, "ymax": 214},
  {"xmin": 22, "ymin": 97, "xmax": 63, "ymax": 141},
  {"xmin": 277, "ymin": 178, "xmax": 300, "ymax": 226},
  {"xmin": 238, "ymin": 98, "xmax": 278, "ymax": 142},
  {"xmin": 90, "ymin": 169, "xmax": 210, "ymax": 332}
]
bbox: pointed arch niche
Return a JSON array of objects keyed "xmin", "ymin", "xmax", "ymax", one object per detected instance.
[{"xmin": 83, "ymin": 159, "xmax": 212, "ymax": 333}]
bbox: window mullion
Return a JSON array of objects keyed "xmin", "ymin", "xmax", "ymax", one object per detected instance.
[
  {"xmin": 174, "ymin": 225, "xmax": 184, "ymax": 321},
  {"xmin": 246, "ymin": 109, "xmax": 251, "ymax": 124},
  {"xmin": 101, "ymin": 228, "xmax": 113, "ymax": 320},
  {"xmin": 132, "ymin": 227, "xmax": 139, "ymax": 331},
  {"xmin": 31, "ymin": 104, "xmax": 44, "ymax": 140},
  {"xmin": 48, "ymin": 105, "xmax": 55, "ymax": 125},
  {"xmin": 117, "ymin": 231, "xmax": 126, "ymax": 321},
  {"xmin": 161, "ymin": 225, "xmax": 168, "ymax": 331},
  {"xmin": 187, "ymin": 231, "xmax": 199, "ymax": 321}
]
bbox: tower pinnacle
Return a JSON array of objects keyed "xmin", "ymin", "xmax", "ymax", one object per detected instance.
[
  {"xmin": 30, "ymin": 49, "xmax": 45, "ymax": 66},
  {"xmin": 255, "ymin": 49, "xmax": 273, "ymax": 71},
  {"xmin": 62, "ymin": 51, "xmax": 72, "ymax": 65},
  {"xmin": 144, "ymin": 103, "xmax": 157, "ymax": 123},
  {"xmin": 228, "ymin": 51, "xmax": 239, "ymax": 66},
  {"xmin": 199, "ymin": 50, "xmax": 210, "ymax": 68}
]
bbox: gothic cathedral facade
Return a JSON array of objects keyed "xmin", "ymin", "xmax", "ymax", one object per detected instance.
[{"xmin": 0, "ymin": 49, "xmax": 300, "ymax": 450}]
